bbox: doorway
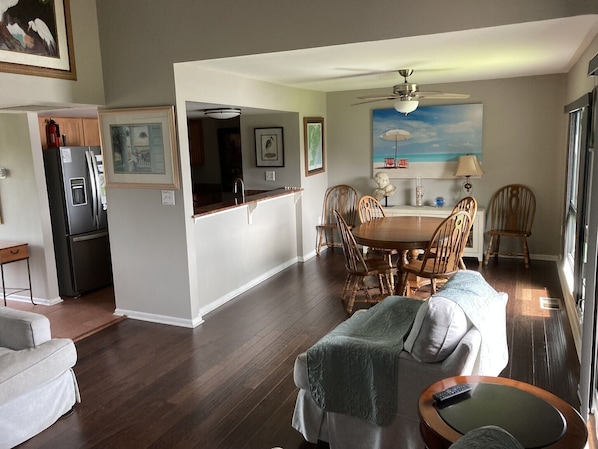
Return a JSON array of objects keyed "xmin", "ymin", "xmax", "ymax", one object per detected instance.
[
  {"xmin": 188, "ymin": 117, "xmax": 243, "ymax": 207},
  {"xmin": 218, "ymin": 127, "xmax": 243, "ymax": 192}
]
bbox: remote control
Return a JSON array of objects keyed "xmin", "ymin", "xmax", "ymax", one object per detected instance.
[{"xmin": 432, "ymin": 383, "xmax": 472, "ymax": 404}]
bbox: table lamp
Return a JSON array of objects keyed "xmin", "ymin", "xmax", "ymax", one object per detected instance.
[{"xmin": 455, "ymin": 155, "xmax": 484, "ymax": 193}]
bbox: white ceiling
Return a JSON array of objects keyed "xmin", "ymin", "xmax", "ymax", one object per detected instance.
[{"xmin": 190, "ymin": 16, "xmax": 598, "ymax": 94}]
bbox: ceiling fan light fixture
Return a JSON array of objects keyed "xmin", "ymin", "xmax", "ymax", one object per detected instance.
[
  {"xmin": 203, "ymin": 108, "xmax": 241, "ymax": 119},
  {"xmin": 394, "ymin": 98, "xmax": 418, "ymax": 115}
]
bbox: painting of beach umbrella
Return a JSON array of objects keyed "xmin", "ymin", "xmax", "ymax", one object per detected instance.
[{"xmin": 381, "ymin": 129, "xmax": 411, "ymax": 167}]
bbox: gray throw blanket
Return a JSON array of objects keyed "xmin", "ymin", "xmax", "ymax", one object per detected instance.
[
  {"xmin": 306, "ymin": 296, "xmax": 423, "ymax": 426},
  {"xmin": 435, "ymin": 270, "xmax": 509, "ymax": 375}
]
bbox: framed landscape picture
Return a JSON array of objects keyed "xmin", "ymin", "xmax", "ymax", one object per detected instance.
[
  {"xmin": 98, "ymin": 106, "xmax": 180, "ymax": 189},
  {"xmin": 304, "ymin": 117, "xmax": 325, "ymax": 176},
  {"xmin": 0, "ymin": 0, "xmax": 76, "ymax": 80},
  {"xmin": 372, "ymin": 103, "xmax": 483, "ymax": 179}
]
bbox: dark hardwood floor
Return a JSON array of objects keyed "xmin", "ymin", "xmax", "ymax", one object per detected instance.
[{"xmin": 17, "ymin": 251, "xmax": 586, "ymax": 448}]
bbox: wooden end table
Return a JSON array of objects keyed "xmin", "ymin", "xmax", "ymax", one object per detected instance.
[
  {"xmin": 0, "ymin": 241, "xmax": 33, "ymax": 305},
  {"xmin": 418, "ymin": 375, "xmax": 587, "ymax": 449}
]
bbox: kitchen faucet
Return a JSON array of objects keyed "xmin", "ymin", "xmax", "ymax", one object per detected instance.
[{"xmin": 233, "ymin": 177, "xmax": 245, "ymax": 203}]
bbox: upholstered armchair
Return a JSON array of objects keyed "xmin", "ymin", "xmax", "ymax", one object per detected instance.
[{"xmin": 0, "ymin": 308, "xmax": 80, "ymax": 449}]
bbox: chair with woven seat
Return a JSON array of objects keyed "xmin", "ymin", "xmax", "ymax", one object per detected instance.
[
  {"xmin": 335, "ymin": 210, "xmax": 396, "ymax": 314},
  {"xmin": 316, "ymin": 185, "xmax": 358, "ymax": 255},
  {"xmin": 452, "ymin": 197, "xmax": 478, "ymax": 269},
  {"xmin": 401, "ymin": 211, "xmax": 471, "ymax": 295},
  {"xmin": 484, "ymin": 184, "xmax": 536, "ymax": 268}
]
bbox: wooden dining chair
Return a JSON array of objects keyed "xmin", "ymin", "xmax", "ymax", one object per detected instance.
[
  {"xmin": 357, "ymin": 195, "xmax": 399, "ymax": 264},
  {"xmin": 358, "ymin": 195, "xmax": 386, "ymax": 223},
  {"xmin": 316, "ymin": 185, "xmax": 358, "ymax": 255},
  {"xmin": 484, "ymin": 184, "xmax": 536, "ymax": 268},
  {"xmin": 334, "ymin": 210, "xmax": 396, "ymax": 314},
  {"xmin": 401, "ymin": 211, "xmax": 472, "ymax": 295},
  {"xmin": 452, "ymin": 196, "xmax": 478, "ymax": 269}
]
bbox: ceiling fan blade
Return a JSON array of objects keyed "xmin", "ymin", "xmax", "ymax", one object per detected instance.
[
  {"xmin": 414, "ymin": 91, "xmax": 470, "ymax": 99},
  {"xmin": 356, "ymin": 94, "xmax": 399, "ymax": 101},
  {"xmin": 351, "ymin": 97, "xmax": 397, "ymax": 106}
]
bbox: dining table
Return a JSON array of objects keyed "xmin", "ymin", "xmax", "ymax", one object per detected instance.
[{"xmin": 351, "ymin": 215, "xmax": 444, "ymax": 295}]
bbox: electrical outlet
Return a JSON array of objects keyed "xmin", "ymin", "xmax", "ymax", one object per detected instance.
[{"xmin": 265, "ymin": 170, "xmax": 275, "ymax": 181}]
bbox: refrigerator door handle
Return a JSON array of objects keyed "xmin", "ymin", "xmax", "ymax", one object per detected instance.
[
  {"xmin": 85, "ymin": 150, "xmax": 99, "ymax": 229},
  {"xmin": 72, "ymin": 231, "xmax": 109, "ymax": 242}
]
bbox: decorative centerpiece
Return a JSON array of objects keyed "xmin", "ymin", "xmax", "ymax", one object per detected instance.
[
  {"xmin": 435, "ymin": 197, "xmax": 445, "ymax": 207},
  {"xmin": 373, "ymin": 172, "xmax": 396, "ymax": 206}
]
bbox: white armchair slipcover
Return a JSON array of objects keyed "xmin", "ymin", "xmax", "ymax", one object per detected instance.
[{"xmin": 0, "ymin": 307, "xmax": 80, "ymax": 449}]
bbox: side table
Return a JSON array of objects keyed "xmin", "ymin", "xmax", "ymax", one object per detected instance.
[
  {"xmin": 0, "ymin": 241, "xmax": 33, "ymax": 305},
  {"xmin": 418, "ymin": 375, "xmax": 587, "ymax": 449}
]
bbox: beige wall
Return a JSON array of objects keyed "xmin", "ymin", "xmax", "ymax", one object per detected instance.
[
  {"xmin": 327, "ymin": 75, "xmax": 568, "ymax": 256},
  {"xmin": 0, "ymin": 113, "xmax": 60, "ymax": 302},
  {"xmin": 96, "ymin": 0, "xmax": 597, "ymax": 108},
  {"xmin": 566, "ymin": 33, "xmax": 598, "ymax": 103}
]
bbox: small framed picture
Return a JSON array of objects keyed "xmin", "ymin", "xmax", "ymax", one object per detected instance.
[
  {"xmin": 304, "ymin": 117, "xmax": 325, "ymax": 176},
  {"xmin": 255, "ymin": 127, "xmax": 284, "ymax": 167}
]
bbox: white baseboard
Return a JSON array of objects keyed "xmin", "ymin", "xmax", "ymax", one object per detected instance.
[
  {"xmin": 199, "ymin": 257, "xmax": 298, "ymax": 318},
  {"xmin": 113, "ymin": 308, "xmax": 204, "ymax": 328},
  {"xmin": 5, "ymin": 295, "xmax": 62, "ymax": 306},
  {"xmin": 114, "ymin": 257, "xmax": 300, "ymax": 329}
]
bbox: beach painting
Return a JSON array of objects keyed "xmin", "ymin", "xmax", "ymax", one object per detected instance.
[{"xmin": 372, "ymin": 103, "xmax": 483, "ymax": 179}]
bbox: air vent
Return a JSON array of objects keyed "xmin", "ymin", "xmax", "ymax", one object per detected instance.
[{"xmin": 540, "ymin": 297, "xmax": 561, "ymax": 310}]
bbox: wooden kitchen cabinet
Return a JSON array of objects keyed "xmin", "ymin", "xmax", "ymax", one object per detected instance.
[
  {"xmin": 82, "ymin": 118, "xmax": 101, "ymax": 146},
  {"xmin": 39, "ymin": 117, "xmax": 100, "ymax": 149}
]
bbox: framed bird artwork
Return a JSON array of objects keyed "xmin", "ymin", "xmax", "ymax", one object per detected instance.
[
  {"xmin": 0, "ymin": 0, "xmax": 76, "ymax": 79},
  {"xmin": 255, "ymin": 127, "xmax": 284, "ymax": 167}
]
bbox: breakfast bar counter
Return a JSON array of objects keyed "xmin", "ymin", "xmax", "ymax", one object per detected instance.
[{"xmin": 193, "ymin": 187, "xmax": 302, "ymax": 217}]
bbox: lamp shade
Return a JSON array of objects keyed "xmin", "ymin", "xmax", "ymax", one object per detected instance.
[
  {"xmin": 394, "ymin": 98, "xmax": 418, "ymax": 115},
  {"xmin": 455, "ymin": 155, "xmax": 484, "ymax": 177},
  {"xmin": 204, "ymin": 108, "xmax": 241, "ymax": 119}
]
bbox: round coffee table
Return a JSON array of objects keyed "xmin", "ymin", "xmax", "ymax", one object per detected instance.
[{"xmin": 418, "ymin": 375, "xmax": 587, "ymax": 449}]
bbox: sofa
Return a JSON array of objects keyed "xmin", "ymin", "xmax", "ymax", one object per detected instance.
[
  {"xmin": 0, "ymin": 307, "xmax": 80, "ymax": 449},
  {"xmin": 292, "ymin": 270, "xmax": 508, "ymax": 449}
]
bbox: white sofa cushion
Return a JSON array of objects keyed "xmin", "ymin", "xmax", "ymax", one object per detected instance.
[{"xmin": 404, "ymin": 295, "xmax": 469, "ymax": 363}]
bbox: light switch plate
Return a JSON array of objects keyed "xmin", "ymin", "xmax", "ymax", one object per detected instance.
[
  {"xmin": 265, "ymin": 170, "xmax": 275, "ymax": 181},
  {"xmin": 161, "ymin": 190, "xmax": 175, "ymax": 205}
]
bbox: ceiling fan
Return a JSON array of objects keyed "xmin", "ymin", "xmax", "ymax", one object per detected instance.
[{"xmin": 353, "ymin": 69, "xmax": 469, "ymax": 115}]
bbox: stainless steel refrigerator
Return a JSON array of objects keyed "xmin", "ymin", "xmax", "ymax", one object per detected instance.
[{"xmin": 44, "ymin": 146, "xmax": 113, "ymax": 297}]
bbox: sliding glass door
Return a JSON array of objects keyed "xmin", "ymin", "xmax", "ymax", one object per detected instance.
[
  {"xmin": 564, "ymin": 94, "xmax": 592, "ymax": 322},
  {"xmin": 576, "ymin": 89, "xmax": 598, "ymax": 421}
]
